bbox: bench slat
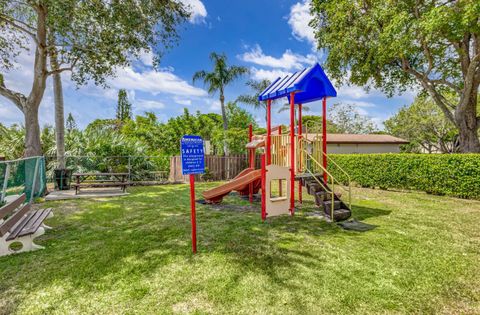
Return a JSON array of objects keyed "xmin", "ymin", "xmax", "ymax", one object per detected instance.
[
  {"xmin": 7, "ymin": 208, "xmax": 52, "ymax": 240},
  {"xmin": 0, "ymin": 194, "xmax": 26, "ymax": 220},
  {"xmin": 6, "ymin": 211, "xmax": 35, "ymax": 240},
  {"xmin": 27, "ymin": 209, "xmax": 51, "ymax": 233},
  {"xmin": 0, "ymin": 203, "xmax": 30, "ymax": 237},
  {"xmin": 71, "ymin": 183, "xmax": 129, "ymax": 187}
]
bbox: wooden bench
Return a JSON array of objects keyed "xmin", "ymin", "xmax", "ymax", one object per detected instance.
[
  {"xmin": 72, "ymin": 173, "xmax": 129, "ymax": 195},
  {"xmin": 0, "ymin": 193, "xmax": 53, "ymax": 257}
]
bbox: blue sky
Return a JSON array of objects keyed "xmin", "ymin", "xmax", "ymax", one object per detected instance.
[{"xmin": 0, "ymin": 0, "xmax": 415, "ymax": 129}]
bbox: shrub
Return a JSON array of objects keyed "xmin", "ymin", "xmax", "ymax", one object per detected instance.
[{"xmin": 328, "ymin": 154, "xmax": 480, "ymax": 199}]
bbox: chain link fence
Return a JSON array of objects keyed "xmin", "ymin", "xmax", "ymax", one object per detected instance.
[{"xmin": 45, "ymin": 154, "xmax": 258, "ymax": 186}]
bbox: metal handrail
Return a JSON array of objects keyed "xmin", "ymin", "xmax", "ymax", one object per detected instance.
[
  {"xmin": 322, "ymin": 152, "xmax": 352, "ymax": 210},
  {"xmin": 301, "ymin": 147, "xmax": 352, "ymax": 211},
  {"xmin": 294, "ymin": 126, "xmax": 353, "ymax": 213},
  {"xmin": 303, "ymin": 163, "xmax": 335, "ymax": 222},
  {"xmin": 323, "ymin": 152, "xmax": 351, "ymax": 184}
]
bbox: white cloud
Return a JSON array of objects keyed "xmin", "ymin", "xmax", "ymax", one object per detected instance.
[
  {"xmin": 138, "ymin": 49, "xmax": 154, "ymax": 67},
  {"xmin": 337, "ymin": 85, "xmax": 371, "ymax": 99},
  {"xmin": 127, "ymin": 89, "xmax": 136, "ymax": 102},
  {"xmin": 180, "ymin": 0, "xmax": 207, "ymax": 24},
  {"xmin": 136, "ymin": 99, "xmax": 166, "ymax": 110},
  {"xmin": 250, "ymin": 67, "xmax": 290, "ymax": 81},
  {"xmin": 0, "ymin": 101, "xmax": 22, "ymax": 121},
  {"xmin": 109, "ymin": 67, "xmax": 207, "ymax": 97},
  {"xmin": 174, "ymin": 97, "xmax": 192, "ymax": 106},
  {"xmin": 159, "ymin": 66, "xmax": 175, "ymax": 72},
  {"xmin": 288, "ymin": 0, "xmax": 315, "ymax": 45},
  {"xmin": 239, "ymin": 45, "xmax": 317, "ymax": 70},
  {"xmin": 207, "ymin": 99, "xmax": 221, "ymax": 111},
  {"xmin": 0, "ymin": 42, "xmax": 57, "ymax": 127}
]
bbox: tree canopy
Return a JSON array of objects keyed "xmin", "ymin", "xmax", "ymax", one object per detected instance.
[
  {"xmin": 385, "ymin": 95, "xmax": 458, "ymax": 153},
  {"xmin": 329, "ymin": 103, "xmax": 376, "ymax": 134},
  {"xmin": 0, "ymin": 0, "xmax": 190, "ymax": 156},
  {"xmin": 311, "ymin": 0, "xmax": 480, "ymax": 152},
  {"xmin": 116, "ymin": 89, "xmax": 132, "ymax": 123}
]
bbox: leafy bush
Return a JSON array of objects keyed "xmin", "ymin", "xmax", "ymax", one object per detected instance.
[{"xmin": 328, "ymin": 154, "xmax": 480, "ymax": 199}]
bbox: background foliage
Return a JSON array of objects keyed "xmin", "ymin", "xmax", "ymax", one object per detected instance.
[{"xmin": 329, "ymin": 153, "xmax": 480, "ymax": 199}]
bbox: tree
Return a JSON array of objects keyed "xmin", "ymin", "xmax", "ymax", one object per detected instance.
[
  {"xmin": 85, "ymin": 119, "xmax": 117, "ymax": 133},
  {"xmin": 0, "ymin": 1, "xmax": 189, "ymax": 157},
  {"xmin": 123, "ymin": 112, "xmax": 170, "ymax": 156},
  {"xmin": 192, "ymin": 52, "xmax": 249, "ymax": 155},
  {"xmin": 277, "ymin": 102, "xmax": 311, "ymax": 114},
  {"xmin": 226, "ymin": 102, "xmax": 257, "ymax": 130},
  {"xmin": 51, "ymin": 50, "xmax": 66, "ymax": 169},
  {"xmin": 329, "ymin": 103, "xmax": 376, "ymax": 134},
  {"xmin": 311, "ymin": 0, "xmax": 480, "ymax": 152},
  {"xmin": 116, "ymin": 89, "xmax": 132, "ymax": 123},
  {"xmin": 66, "ymin": 113, "xmax": 77, "ymax": 133},
  {"xmin": 385, "ymin": 96, "xmax": 458, "ymax": 153},
  {"xmin": 236, "ymin": 79, "xmax": 271, "ymax": 123},
  {"xmin": 0, "ymin": 124, "xmax": 25, "ymax": 159},
  {"xmin": 302, "ymin": 115, "xmax": 340, "ymax": 133}
]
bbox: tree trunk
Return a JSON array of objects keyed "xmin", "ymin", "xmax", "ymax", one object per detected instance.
[
  {"xmin": 0, "ymin": 6, "xmax": 47, "ymax": 158},
  {"xmin": 24, "ymin": 5, "xmax": 48, "ymax": 157},
  {"xmin": 219, "ymin": 92, "xmax": 230, "ymax": 179},
  {"xmin": 455, "ymin": 93, "xmax": 480, "ymax": 153},
  {"xmin": 53, "ymin": 72, "xmax": 66, "ymax": 168},
  {"xmin": 24, "ymin": 104, "xmax": 42, "ymax": 157},
  {"xmin": 51, "ymin": 54, "xmax": 66, "ymax": 169},
  {"xmin": 219, "ymin": 93, "xmax": 229, "ymax": 155}
]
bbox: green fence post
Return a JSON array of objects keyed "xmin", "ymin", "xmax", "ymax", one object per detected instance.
[{"xmin": 1, "ymin": 164, "xmax": 10, "ymax": 204}]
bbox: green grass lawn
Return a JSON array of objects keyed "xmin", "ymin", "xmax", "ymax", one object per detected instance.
[{"xmin": 0, "ymin": 183, "xmax": 479, "ymax": 314}]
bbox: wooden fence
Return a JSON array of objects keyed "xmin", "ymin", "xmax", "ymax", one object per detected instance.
[{"xmin": 169, "ymin": 154, "xmax": 262, "ymax": 182}]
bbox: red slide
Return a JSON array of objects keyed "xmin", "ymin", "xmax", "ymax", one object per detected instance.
[{"xmin": 202, "ymin": 168, "xmax": 262, "ymax": 204}]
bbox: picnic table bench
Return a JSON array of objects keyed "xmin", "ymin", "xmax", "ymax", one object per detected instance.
[
  {"xmin": 72, "ymin": 173, "xmax": 129, "ymax": 195},
  {"xmin": 0, "ymin": 193, "xmax": 53, "ymax": 256}
]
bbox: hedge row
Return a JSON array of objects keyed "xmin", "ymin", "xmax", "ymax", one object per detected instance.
[{"xmin": 327, "ymin": 154, "xmax": 480, "ymax": 199}]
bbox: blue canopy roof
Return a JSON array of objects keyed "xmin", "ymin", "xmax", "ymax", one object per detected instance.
[{"xmin": 258, "ymin": 63, "xmax": 337, "ymax": 104}]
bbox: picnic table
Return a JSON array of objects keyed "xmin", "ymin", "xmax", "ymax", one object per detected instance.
[{"xmin": 72, "ymin": 173, "xmax": 129, "ymax": 195}]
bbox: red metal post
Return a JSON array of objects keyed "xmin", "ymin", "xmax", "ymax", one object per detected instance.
[
  {"xmin": 189, "ymin": 174, "xmax": 197, "ymax": 253},
  {"xmin": 249, "ymin": 123, "xmax": 253, "ymax": 142},
  {"xmin": 322, "ymin": 97, "xmax": 328, "ymax": 183},
  {"xmin": 298, "ymin": 103, "xmax": 303, "ymax": 204},
  {"xmin": 248, "ymin": 124, "xmax": 254, "ymax": 203},
  {"xmin": 278, "ymin": 124, "xmax": 283, "ymax": 196},
  {"xmin": 266, "ymin": 99, "xmax": 272, "ymax": 165},
  {"xmin": 249, "ymin": 123, "xmax": 255, "ymax": 168},
  {"xmin": 261, "ymin": 154, "xmax": 266, "ymax": 221},
  {"xmin": 289, "ymin": 92, "xmax": 295, "ymax": 215}
]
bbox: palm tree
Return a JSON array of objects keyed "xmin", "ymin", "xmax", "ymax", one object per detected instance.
[
  {"xmin": 193, "ymin": 52, "xmax": 248, "ymax": 156},
  {"xmin": 277, "ymin": 103, "xmax": 311, "ymax": 114},
  {"xmin": 236, "ymin": 79, "xmax": 271, "ymax": 124}
]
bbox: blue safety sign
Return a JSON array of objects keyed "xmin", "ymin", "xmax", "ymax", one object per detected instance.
[{"xmin": 181, "ymin": 135, "xmax": 205, "ymax": 175}]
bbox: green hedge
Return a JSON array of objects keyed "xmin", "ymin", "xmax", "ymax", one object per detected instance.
[{"xmin": 328, "ymin": 154, "xmax": 480, "ymax": 199}]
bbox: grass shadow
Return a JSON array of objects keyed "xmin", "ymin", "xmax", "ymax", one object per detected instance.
[{"xmin": 352, "ymin": 205, "xmax": 392, "ymax": 221}]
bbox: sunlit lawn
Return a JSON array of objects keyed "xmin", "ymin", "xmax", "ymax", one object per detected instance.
[{"xmin": 0, "ymin": 183, "xmax": 479, "ymax": 314}]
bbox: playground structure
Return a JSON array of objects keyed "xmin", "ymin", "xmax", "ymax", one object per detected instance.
[{"xmin": 202, "ymin": 63, "xmax": 352, "ymax": 222}]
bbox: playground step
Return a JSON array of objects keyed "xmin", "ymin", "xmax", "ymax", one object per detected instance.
[
  {"xmin": 296, "ymin": 173, "xmax": 323, "ymax": 187},
  {"xmin": 325, "ymin": 208, "xmax": 352, "ymax": 221},
  {"xmin": 314, "ymin": 191, "xmax": 341, "ymax": 205},
  {"xmin": 324, "ymin": 200, "xmax": 342, "ymax": 212},
  {"xmin": 295, "ymin": 173, "xmax": 323, "ymax": 181},
  {"xmin": 307, "ymin": 182, "xmax": 325, "ymax": 195}
]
